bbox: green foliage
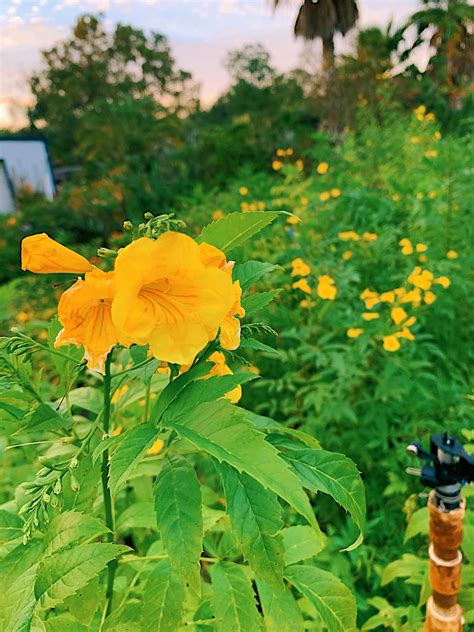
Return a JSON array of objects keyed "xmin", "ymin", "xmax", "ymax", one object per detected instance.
[{"xmin": 154, "ymin": 456, "xmax": 203, "ymax": 593}]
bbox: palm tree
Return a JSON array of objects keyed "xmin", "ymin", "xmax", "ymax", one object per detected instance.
[{"xmin": 273, "ymin": 0, "xmax": 359, "ymax": 71}]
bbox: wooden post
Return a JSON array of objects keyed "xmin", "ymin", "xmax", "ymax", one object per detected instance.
[{"xmin": 424, "ymin": 491, "xmax": 465, "ymax": 631}]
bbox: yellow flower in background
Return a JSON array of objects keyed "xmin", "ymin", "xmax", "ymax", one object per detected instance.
[
  {"xmin": 112, "ymin": 385, "xmax": 128, "ymax": 404},
  {"xmin": 416, "ymin": 192, "xmax": 424, "ymax": 200},
  {"xmin": 240, "ymin": 201, "xmax": 249, "ymax": 212},
  {"xmin": 424, "ymin": 112, "xmax": 435, "ymax": 122},
  {"xmin": 300, "ymin": 196, "xmax": 309, "ymax": 206},
  {"xmin": 291, "ymin": 257, "xmax": 311, "ymax": 277},
  {"xmin": 276, "ymin": 148, "xmax": 285, "ymax": 156},
  {"xmin": 112, "ymin": 233, "xmax": 234, "ymax": 366},
  {"xmin": 362, "ymin": 312, "xmax": 379, "ymax": 321},
  {"xmin": 363, "ymin": 232, "xmax": 378, "ymax": 241},
  {"xmin": 391, "ymin": 306, "xmax": 408, "ymax": 326},
  {"xmin": 257, "ymin": 201, "xmax": 266, "ymax": 211},
  {"xmin": 292, "ymin": 278, "xmax": 312, "ymax": 295},
  {"xmin": 383, "ymin": 335, "xmax": 401, "ymax": 352},
  {"xmin": 447, "ymin": 250, "xmax": 458, "ymax": 259},
  {"xmin": 286, "ymin": 148, "xmax": 294, "ymax": 156},
  {"xmin": 424, "ymin": 150, "xmax": 438, "ymax": 158},
  {"xmin": 300, "ymin": 299, "xmax": 311, "ymax": 309},
  {"xmin": 434, "ymin": 276, "xmax": 451, "ymax": 289},
  {"xmin": 16, "ymin": 311, "xmax": 30, "ymax": 323},
  {"xmin": 147, "ymin": 438, "xmax": 165, "ymax": 456},
  {"xmin": 396, "ymin": 328, "xmax": 415, "ymax": 341},
  {"xmin": 434, "ymin": 131, "xmax": 441, "ymax": 140},
  {"xmin": 424, "ymin": 291, "xmax": 437, "ymax": 305},
  {"xmin": 56, "ymin": 269, "xmax": 123, "ymax": 373},
  {"xmin": 416, "ymin": 243, "xmax": 427, "ymax": 253},
  {"xmin": 414, "ymin": 105, "xmax": 426, "ymax": 115},
  {"xmin": 319, "ymin": 191, "xmax": 331, "ymax": 202},
  {"xmin": 287, "ymin": 216, "xmax": 300, "ymax": 225},
  {"xmin": 428, "ymin": 191, "xmax": 437, "ymax": 199},
  {"xmin": 418, "ymin": 254, "xmax": 428, "ymax": 263},
  {"xmin": 339, "ymin": 231, "xmax": 360, "ymax": 241},
  {"xmin": 347, "ymin": 328, "xmax": 364, "ymax": 338},
  {"xmin": 207, "ymin": 351, "xmax": 242, "ymax": 404},
  {"xmin": 239, "ymin": 187, "xmax": 249, "ymax": 196},
  {"xmin": 404, "ymin": 316, "xmax": 416, "ymax": 328},
  {"xmin": 21, "ymin": 233, "xmax": 94, "ymax": 275},
  {"xmin": 392, "ymin": 194, "xmax": 401, "ymax": 201},
  {"xmin": 410, "ymin": 136, "xmax": 421, "ymax": 144},
  {"xmin": 342, "ymin": 250, "xmax": 353, "ymax": 261},
  {"xmin": 296, "ymin": 159, "xmax": 304, "ymax": 171},
  {"xmin": 380, "ymin": 291, "xmax": 395, "ymax": 304},
  {"xmin": 360, "ymin": 288, "xmax": 379, "ymax": 310},
  {"xmin": 212, "ymin": 209, "xmax": 224, "ymax": 221},
  {"xmin": 317, "ymin": 275, "xmax": 336, "ymax": 300},
  {"xmin": 316, "ymin": 162, "xmax": 329, "ymax": 174},
  {"xmin": 407, "ymin": 267, "xmax": 433, "ymax": 290},
  {"xmin": 272, "ymin": 160, "xmax": 282, "ymax": 170},
  {"xmin": 401, "ymin": 288, "xmax": 422, "ymax": 307},
  {"xmin": 331, "ymin": 188, "xmax": 342, "ymax": 198}
]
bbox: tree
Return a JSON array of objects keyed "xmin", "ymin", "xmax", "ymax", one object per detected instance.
[
  {"xmin": 400, "ymin": 0, "xmax": 474, "ymax": 109},
  {"xmin": 273, "ymin": 0, "xmax": 359, "ymax": 71},
  {"xmin": 29, "ymin": 14, "xmax": 193, "ymax": 163}
]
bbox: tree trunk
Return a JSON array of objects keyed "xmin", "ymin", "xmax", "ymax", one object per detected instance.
[{"xmin": 322, "ymin": 36, "xmax": 335, "ymax": 72}]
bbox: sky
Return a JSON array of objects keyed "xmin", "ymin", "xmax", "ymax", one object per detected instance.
[{"xmin": 0, "ymin": 0, "xmax": 420, "ymax": 128}]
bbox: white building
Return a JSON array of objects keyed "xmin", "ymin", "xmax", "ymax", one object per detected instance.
[
  {"xmin": 0, "ymin": 160, "xmax": 15, "ymax": 214},
  {"xmin": 0, "ymin": 137, "xmax": 56, "ymax": 213}
]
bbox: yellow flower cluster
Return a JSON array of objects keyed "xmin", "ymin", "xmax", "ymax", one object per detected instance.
[
  {"xmin": 338, "ymin": 231, "xmax": 378, "ymax": 242},
  {"xmin": 290, "ymin": 257, "xmax": 336, "ymax": 301},
  {"xmin": 414, "ymin": 105, "xmax": 436, "ymax": 122},
  {"xmin": 399, "ymin": 238, "xmax": 428, "ymax": 258},
  {"xmin": 276, "ymin": 148, "xmax": 294, "ymax": 157},
  {"xmin": 241, "ymin": 200, "xmax": 266, "ymax": 212},
  {"xmin": 316, "ymin": 162, "xmax": 329, "ymax": 175},
  {"xmin": 320, "ymin": 188, "xmax": 341, "ymax": 202},
  {"xmin": 21, "ymin": 233, "xmax": 246, "ymax": 374},
  {"xmin": 347, "ymin": 263, "xmax": 451, "ymax": 351}
]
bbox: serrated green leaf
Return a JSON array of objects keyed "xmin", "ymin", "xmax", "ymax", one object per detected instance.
[
  {"xmin": 284, "ymin": 565, "xmax": 357, "ymax": 632},
  {"xmin": 35, "ymin": 543, "xmax": 129, "ymax": 609},
  {"xmin": 381, "ymin": 554, "xmax": 426, "ymax": 586},
  {"xmin": 239, "ymin": 338, "xmax": 281, "ymax": 356},
  {"xmin": 43, "ymin": 615, "xmax": 89, "ymax": 632},
  {"xmin": 16, "ymin": 403, "xmax": 67, "ymax": 435},
  {"xmin": 404, "ymin": 507, "xmax": 429, "ymax": 543},
  {"xmin": 283, "ymin": 525, "xmax": 327, "ymax": 565},
  {"xmin": 109, "ymin": 423, "xmax": 158, "ymax": 495},
  {"xmin": 116, "ymin": 501, "xmax": 156, "ymax": 532},
  {"xmin": 283, "ymin": 449, "xmax": 365, "ymax": 547},
  {"xmin": 211, "ymin": 561, "xmax": 263, "ymax": 632},
  {"xmin": 256, "ymin": 578, "xmax": 305, "ymax": 632},
  {"xmin": 152, "ymin": 360, "xmax": 211, "ymax": 422},
  {"xmin": 233, "ymin": 261, "xmax": 280, "ymax": 290},
  {"xmin": 0, "ymin": 509, "xmax": 23, "ymax": 542},
  {"xmin": 163, "ymin": 373, "xmax": 258, "ymax": 422},
  {"xmin": 163, "ymin": 399, "xmax": 316, "ymax": 529},
  {"xmin": 43, "ymin": 511, "xmax": 109, "ymax": 557},
  {"xmin": 0, "ymin": 541, "xmax": 41, "ymax": 632},
  {"xmin": 154, "ymin": 456, "xmax": 203, "ymax": 593},
  {"xmin": 243, "ymin": 289, "xmax": 281, "ymax": 316},
  {"xmin": 219, "ymin": 463, "xmax": 284, "ymax": 587},
  {"xmin": 197, "ymin": 211, "xmax": 279, "ymax": 254},
  {"xmin": 140, "ymin": 559, "xmax": 186, "ymax": 632}
]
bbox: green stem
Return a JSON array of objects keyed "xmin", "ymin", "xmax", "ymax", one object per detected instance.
[{"xmin": 101, "ymin": 354, "xmax": 116, "ymax": 617}]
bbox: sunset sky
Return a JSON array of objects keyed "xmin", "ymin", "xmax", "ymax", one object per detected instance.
[{"xmin": 1, "ymin": 0, "xmax": 420, "ymax": 127}]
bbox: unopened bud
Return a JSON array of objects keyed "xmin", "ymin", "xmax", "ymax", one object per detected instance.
[
  {"xmin": 70, "ymin": 475, "xmax": 80, "ymax": 492},
  {"xmin": 97, "ymin": 247, "xmax": 117, "ymax": 259},
  {"xmin": 123, "ymin": 221, "xmax": 134, "ymax": 231},
  {"xmin": 69, "ymin": 456, "xmax": 78, "ymax": 469}
]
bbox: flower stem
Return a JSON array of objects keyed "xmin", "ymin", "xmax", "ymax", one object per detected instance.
[{"xmin": 101, "ymin": 353, "xmax": 116, "ymax": 617}]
